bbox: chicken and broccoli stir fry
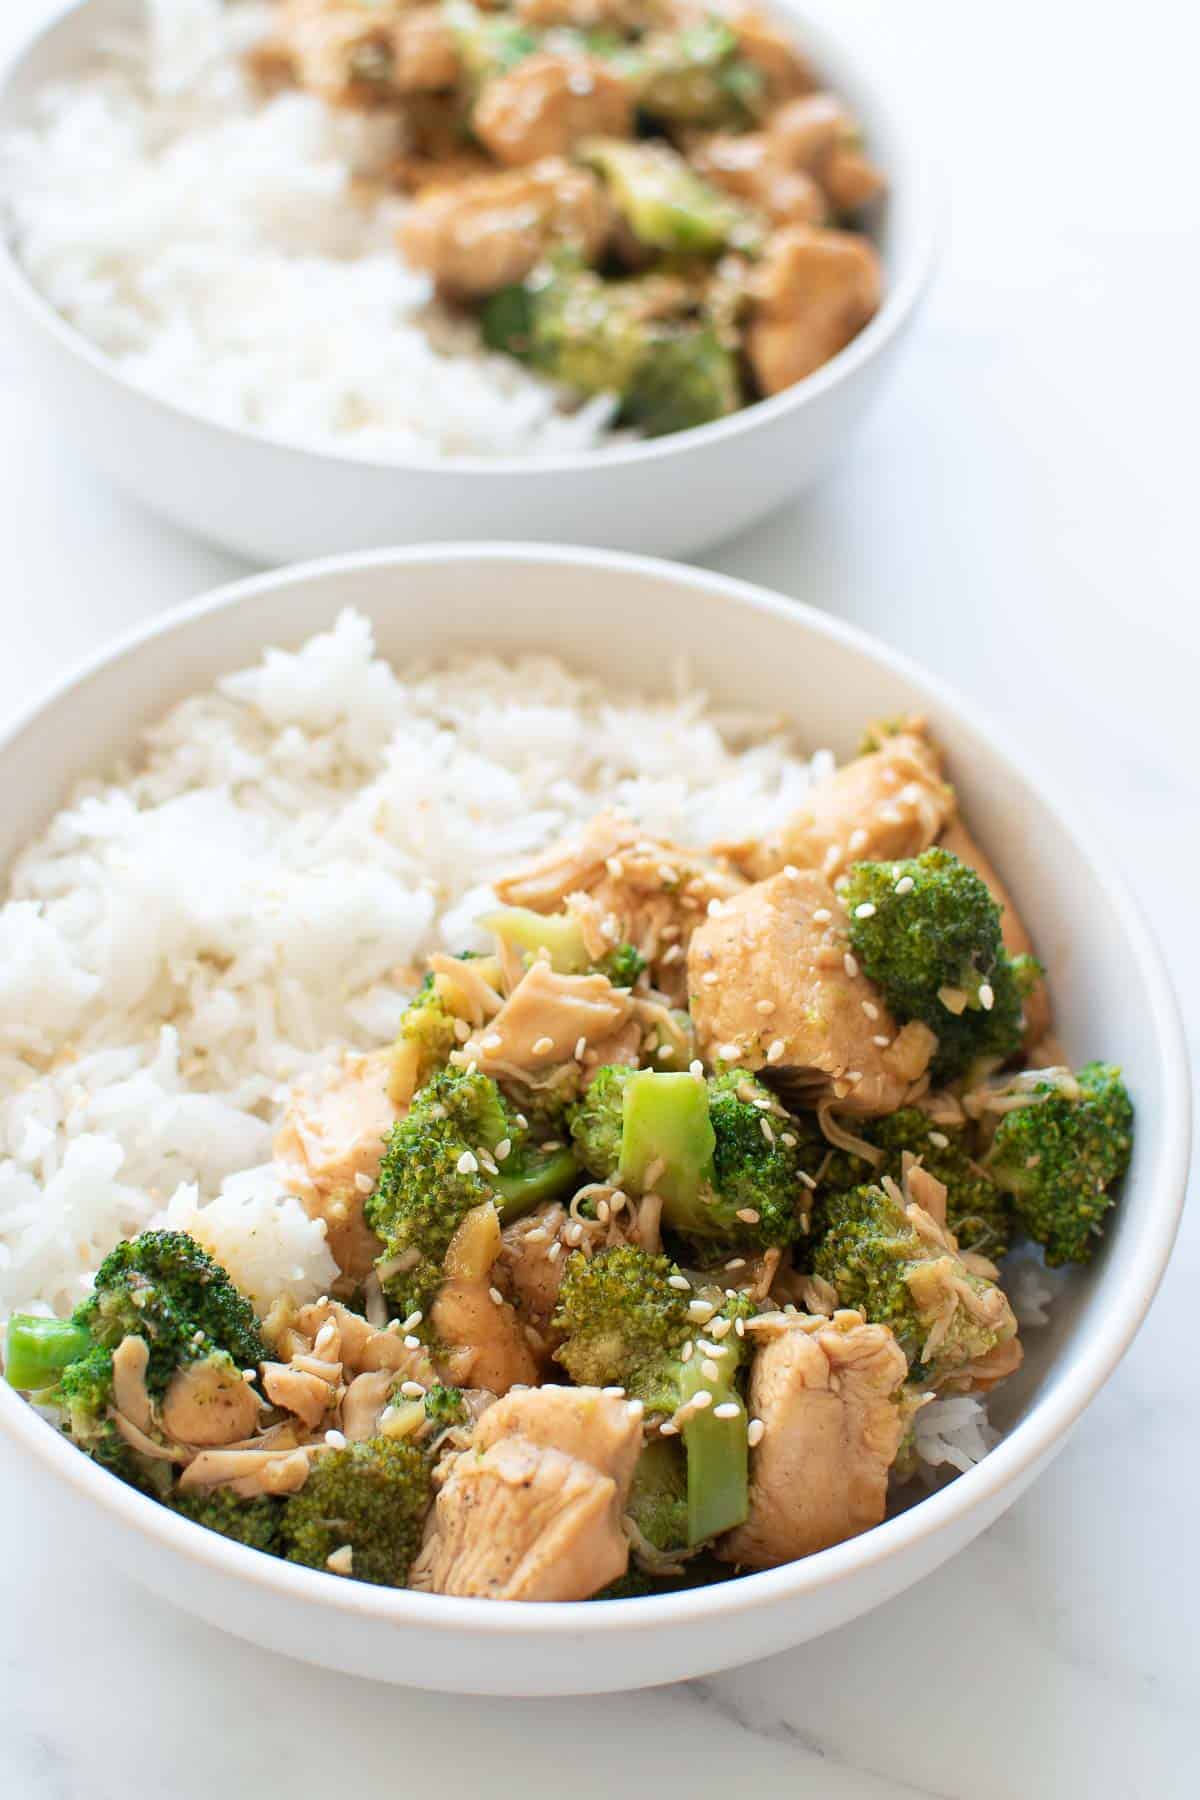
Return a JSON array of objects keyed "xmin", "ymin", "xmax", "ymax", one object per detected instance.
[
  {"xmin": 246, "ymin": 0, "xmax": 886, "ymax": 433},
  {"xmin": 4, "ymin": 718, "xmax": 1133, "ymax": 1601}
]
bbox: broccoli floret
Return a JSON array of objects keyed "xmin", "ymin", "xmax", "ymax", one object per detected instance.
[
  {"xmin": 422, "ymin": 1384, "xmax": 468, "ymax": 1430},
  {"xmin": 581, "ymin": 137, "xmax": 754, "ymax": 257},
  {"xmin": 170, "ymin": 1490, "xmax": 282, "ymax": 1555},
  {"xmin": 598, "ymin": 941, "xmax": 647, "ymax": 989},
  {"xmin": 282, "ymin": 1438, "xmax": 432, "ymax": 1587},
  {"xmin": 986, "ymin": 1062, "xmax": 1133, "ymax": 1265},
  {"xmin": 368, "ymin": 1066, "xmax": 579, "ymax": 1311},
  {"xmin": 843, "ymin": 848, "xmax": 1041, "ymax": 1079},
  {"xmin": 627, "ymin": 1437, "xmax": 689, "ymax": 1555},
  {"xmin": 552, "ymin": 1245, "xmax": 752, "ymax": 1543},
  {"xmin": 817, "ymin": 1109, "xmax": 1013, "ymax": 1258},
  {"xmin": 481, "ymin": 905, "xmax": 644, "ymax": 988},
  {"xmin": 392, "ymin": 971, "xmax": 458, "ymax": 1097},
  {"xmin": 77, "ymin": 1229, "xmax": 264, "ymax": 1396},
  {"xmin": 446, "ymin": 0, "xmax": 538, "ymax": 91},
  {"xmin": 481, "ymin": 255, "xmax": 742, "ymax": 438},
  {"xmin": 813, "ymin": 1182, "xmax": 1017, "ymax": 1385},
  {"xmin": 568, "ymin": 1067, "xmax": 808, "ymax": 1249},
  {"xmin": 622, "ymin": 19, "xmax": 765, "ymax": 128}
]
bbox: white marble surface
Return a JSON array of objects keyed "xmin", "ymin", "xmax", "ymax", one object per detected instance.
[{"xmin": 0, "ymin": 2, "xmax": 1197, "ymax": 1794}]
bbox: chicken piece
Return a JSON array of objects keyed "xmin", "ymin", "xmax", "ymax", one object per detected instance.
[
  {"xmin": 687, "ymin": 867, "xmax": 936, "ymax": 1114},
  {"xmin": 261, "ymin": 1357, "xmax": 340, "ymax": 1431},
  {"xmin": 110, "ymin": 1335, "xmax": 153, "ymax": 1435},
  {"xmin": 497, "ymin": 1202, "xmax": 571, "ymax": 1334},
  {"xmin": 715, "ymin": 2, "xmax": 818, "ymax": 104},
  {"xmin": 769, "ymin": 93, "xmax": 885, "ymax": 214},
  {"xmin": 517, "ymin": 0, "xmax": 662, "ymax": 25},
  {"xmin": 745, "ymin": 224, "xmax": 882, "ymax": 396},
  {"xmin": 412, "ymin": 1384, "xmax": 642, "ymax": 1599},
  {"xmin": 938, "ymin": 817, "xmax": 1050, "ymax": 1046},
  {"xmin": 274, "ymin": 1049, "xmax": 395, "ymax": 1283},
  {"xmin": 392, "ymin": 8, "xmax": 460, "ymax": 93},
  {"xmin": 398, "ymin": 158, "xmax": 612, "ymax": 297},
  {"xmin": 275, "ymin": 0, "xmax": 403, "ymax": 107},
  {"xmin": 725, "ymin": 721, "xmax": 953, "ymax": 883},
  {"xmin": 432, "ymin": 1203, "xmax": 541, "ymax": 1395},
  {"xmin": 718, "ymin": 1310, "xmax": 906, "ymax": 1567},
  {"xmin": 179, "ymin": 1442, "xmax": 320, "ymax": 1499},
  {"xmin": 462, "ymin": 959, "xmax": 634, "ymax": 1080},
  {"xmin": 689, "ymin": 130, "xmax": 828, "ymax": 228},
  {"xmin": 160, "ymin": 1357, "xmax": 260, "ymax": 1448},
  {"xmin": 494, "ymin": 810, "xmax": 744, "ymax": 1003},
  {"xmin": 473, "ymin": 52, "xmax": 634, "ymax": 167}
]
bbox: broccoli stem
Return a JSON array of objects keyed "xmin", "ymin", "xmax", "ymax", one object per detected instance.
[
  {"xmin": 492, "ymin": 1145, "xmax": 581, "ymax": 1215},
  {"xmin": 619, "ymin": 1071, "xmax": 715, "ymax": 1209},
  {"xmin": 680, "ymin": 1358, "xmax": 748, "ymax": 1544},
  {"xmin": 4, "ymin": 1315, "xmax": 93, "ymax": 1392}
]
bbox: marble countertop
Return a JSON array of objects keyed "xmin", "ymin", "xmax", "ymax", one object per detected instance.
[{"xmin": 0, "ymin": 2, "xmax": 1196, "ymax": 1794}]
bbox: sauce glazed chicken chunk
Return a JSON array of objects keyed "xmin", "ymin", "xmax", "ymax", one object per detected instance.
[
  {"xmin": 4, "ymin": 713, "xmax": 1134, "ymax": 1605},
  {"xmin": 249, "ymin": 0, "xmax": 889, "ymax": 436}
]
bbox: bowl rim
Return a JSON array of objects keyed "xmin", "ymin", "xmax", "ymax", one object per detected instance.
[
  {"xmin": 0, "ymin": 0, "xmax": 942, "ymax": 477},
  {"xmin": 0, "ymin": 540, "xmax": 1190, "ymax": 1642}
]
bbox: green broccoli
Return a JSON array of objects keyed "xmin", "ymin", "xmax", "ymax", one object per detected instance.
[
  {"xmin": 986, "ymin": 1062, "xmax": 1133, "ymax": 1265},
  {"xmin": 367, "ymin": 1066, "xmax": 579, "ymax": 1311},
  {"xmin": 568, "ymin": 1067, "xmax": 809, "ymax": 1249},
  {"xmin": 481, "ymin": 904, "xmax": 644, "ymax": 987},
  {"xmin": 581, "ymin": 137, "xmax": 755, "ymax": 257},
  {"xmin": 281, "ymin": 1438, "xmax": 432, "ymax": 1587},
  {"xmin": 599, "ymin": 941, "xmax": 647, "ymax": 989},
  {"xmin": 813, "ymin": 1182, "xmax": 1017, "ymax": 1385},
  {"xmin": 170, "ymin": 1490, "xmax": 282, "ymax": 1555},
  {"xmin": 5, "ymin": 1230, "xmax": 264, "ymax": 1491},
  {"xmin": 481, "ymin": 255, "xmax": 742, "ymax": 438},
  {"xmin": 445, "ymin": 0, "xmax": 538, "ymax": 92},
  {"xmin": 842, "ymin": 848, "xmax": 1041, "ymax": 1079},
  {"xmin": 551, "ymin": 1244, "xmax": 754, "ymax": 1543},
  {"xmin": 816, "ymin": 1108, "xmax": 1013, "ymax": 1258},
  {"xmin": 626, "ymin": 1437, "xmax": 689, "ymax": 1555},
  {"xmin": 393, "ymin": 971, "xmax": 459, "ymax": 1095},
  {"xmin": 621, "ymin": 18, "xmax": 765, "ymax": 128},
  {"xmin": 422, "ymin": 1383, "xmax": 469, "ymax": 1430}
]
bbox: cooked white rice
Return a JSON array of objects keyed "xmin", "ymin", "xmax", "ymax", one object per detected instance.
[
  {"xmin": 0, "ymin": 0, "xmax": 621, "ymax": 457},
  {"xmin": 0, "ymin": 609, "xmax": 1050, "ymax": 1483}
]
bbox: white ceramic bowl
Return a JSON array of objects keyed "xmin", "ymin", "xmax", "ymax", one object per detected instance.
[
  {"xmin": 0, "ymin": 1, "xmax": 938, "ymax": 565},
  {"xmin": 0, "ymin": 545, "xmax": 1187, "ymax": 1694}
]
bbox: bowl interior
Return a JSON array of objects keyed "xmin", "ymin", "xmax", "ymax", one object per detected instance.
[{"xmin": 0, "ymin": 547, "xmax": 1185, "ymax": 1506}]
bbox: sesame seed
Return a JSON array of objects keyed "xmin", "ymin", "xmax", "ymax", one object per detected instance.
[
  {"xmin": 706, "ymin": 898, "xmax": 724, "ymax": 917},
  {"xmin": 656, "ymin": 1043, "xmax": 674, "ymax": 1061},
  {"xmin": 812, "ymin": 907, "xmax": 832, "ymax": 924},
  {"xmin": 725, "ymin": 1258, "xmax": 747, "ymax": 1272},
  {"xmin": 861, "ymin": 1000, "xmax": 879, "ymax": 1020},
  {"xmin": 735, "ymin": 1207, "xmax": 760, "ymax": 1224},
  {"xmin": 626, "ymin": 1399, "xmax": 645, "ymax": 1419},
  {"xmin": 854, "ymin": 902, "xmax": 876, "ymax": 920},
  {"xmin": 979, "ymin": 983, "xmax": 995, "ymax": 1012},
  {"xmin": 596, "ymin": 1199, "xmax": 611, "ymax": 1223},
  {"xmin": 516, "ymin": 1114, "xmax": 528, "ymax": 1129},
  {"xmin": 928, "ymin": 1130, "xmax": 950, "ymax": 1148},
  {"xmin": 690, "ymin": 1389, "xmax": 713, "ymax": 1410},
  {"xmin": 524, "ymin": 1227, "xmax": 549, "ymax": 1244},
  {"xmin": 780, "ymin": 1132, "xmax": 797, "ymax": 1148},
  {"xmin": 688, "ymin": 1299, "xmax": 716, "ymax": 1321},
  {"xmin": 488, "ymin": 1286, "xmax": 505, "ymax": 1307},
  {"xmin": 873, "ymin": 1034, "xmax": 891, "ymax": 1047},
  {"xmin": 822, "ymin": 845, "xmax": 842, "ymax": 874},
  {"xmin": 668, "ymin": 1274, "xmax": 692, "ymax": 1291},
  {"xmin": 452, "ymin": 1018, "xmax": 470, "ymax": 1043},
  {"xmin": 547, "ymin": 1241, "xmax": 562, "ymax": 1261},
  {"xmin": 747, "ymin": 1418, "xmax": 765, "ymax": 1447},
  {"xmin": 402, "ymin": 1311, "xmax": 423, "ymax": 1331},
  {"xmin": 713, "ymin": 1402, "xmax": 741, "ymax": 1420},
  {"xmin": 324, "ymin": 1429, "xmax": 347, "ymax": 1449},
  {"xmin": 494, "ymin": 1138, "xmax": 511, "ymax": 1162},
  {"xmin": 681, "ymin": 1340, "xmax": 694, "ymax": 1362},
  {"xmin": 532, "ymin": 1035, "xmax": 554, "ymax": 1056},
  {"xmin": 541, "ymin": 1139, "xmax": 564, "ymax": 1153},
  {"xmin": 241, "ymin": 1369, "xmax": 257, "ymax": 1383},
  {"xmin": 456, "ymin": 1149, "xmax": 478, "ymax": 1175},
  {"xmin": 734, "ymin": 1317, "xmax": 746, "ymax": 1338},
  {"xmin": 766, "ymin": 1038, "xmax": 786, "ymax": 1065},
  {"xmin": 759, "ymin": 1117, "xmax": 776, "ymax": 1147},
  {"xmin": 602, "ymin": 1386, "xmax": 626, "ymax": 1398},
  {"xmin": 659, "ymin": 1421, "xmax": 680, "ymax": 1437},
  {"xmin": 718, "ymin": 1043, "xmax": 740, "ymax": 1062},
  {"xmin": 848, "ymin": 829, "xmax": 868, "ymax": 853},
  {"xmin": 354, "ymin": 1171, "xmax": 374, "ymax": 1194},
  {"xmin": 481, "ymin": 1033, "xmax": 503, "ymax": 1051},
  {"xmin": 701, "ymin": 1358, "xmax": 720, "ymax": 1381},
  {"xmin": 403, "ymin": 1335, "xmax": 421, "ymax": 1350},
  {"xmin": 326, "ymin": 1545, "xmax": 354, "ymax": 1576},
  {"xmin": 606, "ymin": 857, "xmax": 625, "ymax": 878},
  {"xmin": 661, "ymin": 943, "xmax": 683, "ymax": 965},
  {"xmin": 755, "ymin": 998, "xmax": 776, "ymax": 1015},
  {"xmin": 701, "ymin": 970, "xmax": 719, "ymax": 987},
  {"xmin": 657, "ymin": 864, "xmax": 677, "ymax": 885},
  {"xmin": 689, "ymin": 1059, "xmax": 705, "ymax": 1079},
  {"xmin": 895, "ymin": 875, "xmax": 914, "ymax": 895},
  {"xmin": 708, "ymin": 1317, "xmax": 733, "ymax": 1340},
  {"xmin": 843, "ymin": 952, "xmax": 860, "ymax": 978},
  {"xmin": 574, "ymin": 1035, "xmax": 587, "ymax": 1062},
  {"xmin": 399, "ymin": 1380, "xmax": 426, "ymax": 1399},
  {"xmin": 798, "ymin": 1170, "xmax": 817, "ymax": 1190},
  {"xmin": 783, "ymin": 864, "xmax": 801, "ymax": 881}
]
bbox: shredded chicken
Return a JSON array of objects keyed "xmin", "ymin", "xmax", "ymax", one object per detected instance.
[
  {"xmin": 687, "ymin": 866, "xmax": 936, "ymax": 1114},
  {"xmin": 160, "ymin": 1357, "xmax": 261, "ymax": 1448},
  {"xmin": 432, "ymin": 1202, "xmax": 541, "ymax": 1394},
  {"xmin": 497, "ymin": 1202, "xmax": 572, "ymax": 1334},
  {"xmin": 274, "ymin": 1048, "xmax": 395, "ymax": 1283},
  {"xmin": 461, "ymin": 958, "xmax": 634, "ymax": 1080},
  {"xmin": 412, "ymin": 1384, "xmax": 642, "ymax": 1599},
  {"xmin": 719, "ymin": 1310, "xmax": 907, "ymax": 1567},
  {"xmin": 111, "ymin": 1334, "xmax": 153, "ymax": 1435},
  {"xmin": 397, "ymin": 158, "xmax": 613, "ymax": 296}
]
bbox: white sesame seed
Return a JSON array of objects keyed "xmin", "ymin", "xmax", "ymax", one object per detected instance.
[
  {"xmin": 812, "ymin": 907, "xmax": 832, "ymax": 924},
  {"xmin": 659, "ymin": 1421, "xmax": 680, "ymax": 1437},
  {"xmin": 324, "ymin": 1429, "xmax": 347, "ymax": 1449},
  {"xmin": 843, "ymin": 952, "xmax": 860, "ymax": 978},
  {"xmin": 403, "ymin": 1334, "xmax": 421, "ymax": 1350},
  {"xmin": 783, "ymin": 864, "xmax": 801, "ymax": 880},
  {"xmin": 848, "ymin": 829, "xmax": 868, "ymax": 854},
  {"xmin": 706, "ymin": 898, "xmax": 724, "ymax": 917},
  {"xmin": 596, "ymin": 1199, "xmax": 611, "ymax": 1223},
  {"xmin": 531, "ymin": 1035, "xmax": 554, "ymax": 1056},
  {"xmin": 399, "ymin": 1380, "xmax": 426, "ymax": 1399},
  {"xmin": 481, "ymin": 1033, "xmax": 503, "ymax": 1051},
  {"xmin": 713, "ymin": 1402, "xmax": 741, "ymax": 1420},
  {"xmin": 979, "ymin": 983, "xmax": 995, "ymax": 1012},
  {"xmin": 798, "ymin": 1170, "xmax": 817, "ymax": 1190},
  {"xmin": 895, "ymin": 875, "xmax": 915, "ymax": 895},
  {"xmin": 689, "ymin": 1059, "xmax": 705, "ymax": 1080},
  {"xmin": 402, "ymin": 1310, "xmax": 423, "ymax": 1332},
  {"xmin": 873, "ymin": 1034, "xmax": 891, "ymax": 1047},
  {"xmin": 626, "ymin": 1399, "xmax": 645, "ymax": 1420},
  {"xmin": 725, "ymin": 1257, "xmax": 747, "ymax": 1272},
  {"xmin": 515, "ymin": 1114, "xmax": 528, "ymax": 1129},
  {"xmin": 747, "ymin": 1418, "xmax": 765, "ymax": 1447},
  {"xmin": 547, "ymin": 1241, "xmax": 562, "ymax": 1262},
  {"xmin": 708, "ymin": 1317, "xmax": 733, "ymax": 1340},
  {"xmin": 456, "ymin": 1149, "xmax": 478, "ymax": 1175},
  {"xmin": 717, "ymin": 1043, "xmax": 740, "ymax": 1062},
  {"xmin": 656, "ymin": 1043, "xmax": 674, "ymax": 1061},
  {"xmin": 606, "ymin": 857, "xmax": 625, "ymax": 878},
  {"xmin": 452, "ymin": 1018, "xmax": 470, "ymax": 1043},
  {"xmin": 766, "ymin": 1038, "xmax": 786, "ymax": 1065},
  {"xmin": 667, "ymin": 1274, "xmax": 692, "ymax": 1291},
  {"xmin": 928, "ymin": 1130, "xmax": 950, "ymax": 1149},
  {"xmin": 602, "ymin": 1386, "xmax": 626, "ymax": 1398},
  {"xmin": 734, "ymin": 1317, "xmax": 746, "ymax": 1338},
  {"xmin": 690, "ymin": 1389, "xmax": 713, "ymax": 1410},
  {"xmin": 354, "ymin": 1171, "xmax": 374, "ymax": 1194},
  {"xmin": 687, "ymin": 1299, "xmax": 715, "ymax": 1321},
  {"xmin": 524, "ymin": 1227, "xmax": 549, "ymax": 1244},
  {"xmin": 822, "ymin": 845, "xmax": 842, "ymax": 874},
  {"xmin": 780, "ymin": 1132, "xmax": 797, "ymax": 1148},
  {"xmin": 861, "ymin": 1000, "xmax": 879, "ymax": 1020},
  {"xmin": 488, "ymin": 1286, "xmax": 505, "ymax": 1307},
  {"xmin": 735, "ymin": 1207, "xmax": 760, "ymax": 1224},
  {"xmin": 681, "ymin": 1340, "xmax": 694, "ymax": 1362},
  {"xmin": 494, "ymin": 1138, "xmax": 511, "ymax": 1162},
  {"xmin": 701, "ymin": 970, "xmax": 719, "ymax": 987},
  {"xmin": 658, "ymin": 864, "xmax": 677, "ymax": 885},
  {"xmin": 854, "ymin": 902, "xmax": 877, "ymax": 920},
  {"xmin": 661, "ymin": 943, "xmax": 683, "ymax": 966},
  {"xmin": 242, "ymin": 1369, "xmax": 257, "ymax": 1383},
  {"xmin": 701, "ymin": 1358, "xmax": 720, "ymax": 1381},
  {"xmin": 326, "ymin": 1545, "xmax": 354, "ymax": 1576}
]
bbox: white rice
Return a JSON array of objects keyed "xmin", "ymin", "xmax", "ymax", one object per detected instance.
[
  {"xmin": 0, "ymin": 0, "xmax": 621, "ymax": 458},
  {"xmin": 0, "ymin": 609, "xmax": 821, "ymax": 1321}
]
